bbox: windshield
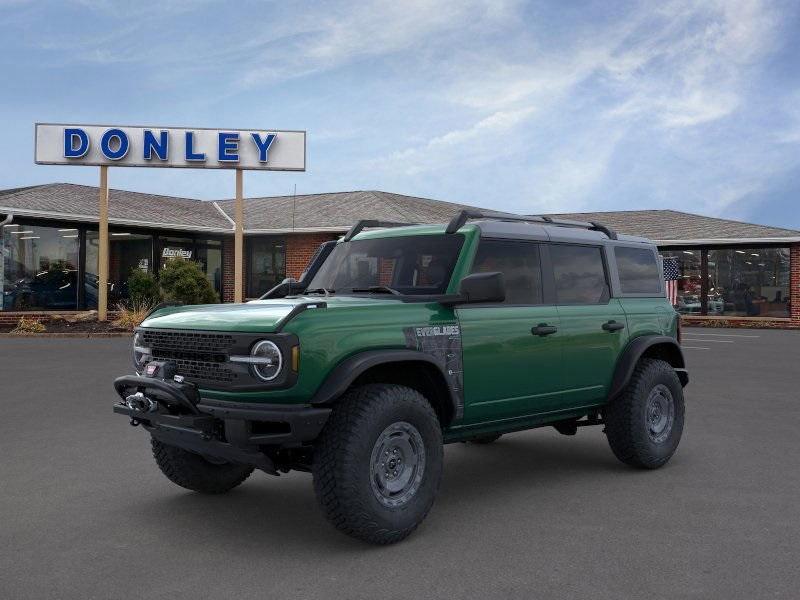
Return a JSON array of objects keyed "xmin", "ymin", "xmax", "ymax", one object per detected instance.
[{"xmin": 307, "ymin": 234, "xmax": 464, "ymax": 295}]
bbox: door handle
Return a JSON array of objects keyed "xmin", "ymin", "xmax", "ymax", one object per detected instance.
[
  {"xmin": 531, "ymin": 323, "xmax": 558, "ymax": 336},
  {"xmin": 602, "ymin": 320, "xmax": 625, "ymax": 332}
]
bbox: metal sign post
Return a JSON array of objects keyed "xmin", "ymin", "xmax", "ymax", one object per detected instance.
[
  {"xmin": 98, "ymin": 166, "xmax": 109, "ymax": 320},
  {"xmin": 234, "ymin": 169, "xmax": 244, "ymax": 303},
  {"xmin": 34, "ymin": 123, "xmax": 306, "ymax": 320}
]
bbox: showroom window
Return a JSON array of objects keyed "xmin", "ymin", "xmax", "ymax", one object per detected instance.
[
  {"xmin": 85, "ymin": 230, "xmax": 154, "ymax": 309},
  {"xmin": 247, "ymin": 237, "xmax": 286, "ymax": 298},
  {"xmin": 157, "ymin": 236, "xmax": 224, "ymax": 298},
  {"xmin": 658, "ymin": 250, "xmax": 703, "ymax": 314},
  {"xmin": 1, "ymin": 223, "xmax": 80, "ymax": 310},
  {"xmin": 707, "ymin": 247, "xmax": 790, "ymax": 318}
]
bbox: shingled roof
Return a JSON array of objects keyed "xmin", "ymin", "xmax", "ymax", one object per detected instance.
[
  {"xmin": 548, "ymin": 210, "xmax": 800, "ymax": 244},
  {"xmin": 1, "ymin": 183, "xmax": 798, "ymax": 243},
  {"xmin": 214, "ymin": 190, "xmax": 507, "ymax": 231},
  {"xmin": 0, "ymin": 183, "xmax": 231, "ymax": 232}
]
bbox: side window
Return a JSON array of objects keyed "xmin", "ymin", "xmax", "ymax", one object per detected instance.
[
  {"xmin": 614, "ymin": 246, "xmax": 661, "ymax": 294},
  {"xmin": 550, "ymin": 244, "xmax": 609, "ymax": 304},
  {"xmin": 470, "ymin": 239, "xmax": 542, "ymax": 304}
]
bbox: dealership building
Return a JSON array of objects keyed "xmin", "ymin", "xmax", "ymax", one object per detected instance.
[{"xmin": 1, "ymin": 182, "xmax": 798, "ymax": 328}]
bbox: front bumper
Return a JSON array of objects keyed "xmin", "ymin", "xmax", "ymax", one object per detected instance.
[{"xmin": 113, "ymin": 375, "xmax": 330, "ymax": 472}]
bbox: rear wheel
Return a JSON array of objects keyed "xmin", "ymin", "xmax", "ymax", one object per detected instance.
[
  {"xmin": 151, "ymin": 438, "xmax": 254, "ymax": 494},
  {"xmin": 312, "ymin": 384, "xmax": 443, "ymax": 544},
  {"xmin": 604, "ymin": 358, "xmax": 684, "ymax": 469}
]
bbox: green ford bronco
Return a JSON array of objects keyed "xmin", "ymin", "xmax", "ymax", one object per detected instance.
[{"xmin": 114, "ymin": 210, "xmax": 688, "ymax": 544}]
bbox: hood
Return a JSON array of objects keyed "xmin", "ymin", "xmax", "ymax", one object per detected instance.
[{"xmin": 141, "ymin": 295, "xmax": 404, "ymax": 333}]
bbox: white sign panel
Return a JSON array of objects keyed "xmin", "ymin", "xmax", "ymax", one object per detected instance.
[{"xmin": 34, "ymin": 123, "xmax": 306, "ymax": 171}]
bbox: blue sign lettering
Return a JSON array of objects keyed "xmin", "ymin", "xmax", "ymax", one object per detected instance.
[
  {"xmin": 64, "ymin": 128, "xmax": 89, "ymax": 158},
  {"xmin": 185, "ymin": 131, "xmax": 205, "ymax": 161},
  {"xmin": 100, "ymin": 128, "xmax": 129, "ymax": 160},
  {"xmin": 218, "ymin": 132, "xmax": 239, "ymax": 162},
  {"xmin": 143, "ymin": 130, "xmax": 168, "ymax": 160},
  {"xmin": 251, "ymin": 133, "xmax": 276, "ymax": 162}
]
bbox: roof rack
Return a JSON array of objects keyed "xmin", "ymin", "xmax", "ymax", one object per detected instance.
[
  {"xmin": 445, "ymin": 210, "xmax": 618, "ymax": 240},
  {"xmin": 343, "ymin": 220, "xmax": 416, "ymax": 242}
]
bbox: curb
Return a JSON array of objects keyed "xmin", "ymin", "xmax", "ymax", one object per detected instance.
[{"xmin": 0, "ymin": 332, "xmax": 133, "ymax": 338}]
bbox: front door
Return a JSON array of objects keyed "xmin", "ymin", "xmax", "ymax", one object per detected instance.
[
  {"xmin": 546, "ymin": 243, "xmax": 629, "ymax": 407},
  {"xmin": 458, "ymin": 239, "xmax": 564, "ymax": 425}
]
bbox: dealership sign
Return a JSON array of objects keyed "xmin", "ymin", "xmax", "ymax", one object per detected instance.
[
  {"xmin": 34, "ymin": 123, "xmax": 306, "ymax": 171},
  {"xmin": 162, "ymin": 247, "xmax": 193, "ymax": 260}
]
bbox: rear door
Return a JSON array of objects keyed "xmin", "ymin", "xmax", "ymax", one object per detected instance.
[
  {"xmin": 545, "ymin": 243, "xmax": 629, "ymax": 408},
  {"xmin": 458, "ymin": 239, "xmax": 563, "ymax": 424}
]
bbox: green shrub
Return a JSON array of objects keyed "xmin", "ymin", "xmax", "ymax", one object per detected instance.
[
  {"xmin": 159, "ymin": 259, "xmax": 219, "ymax": 305},
  {"xmin": 127, "ymin": 269, "xmax": 162, "ymax": 305}
]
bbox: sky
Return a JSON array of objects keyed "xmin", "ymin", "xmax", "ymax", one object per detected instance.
[{"xmin": 1, "ymin": 0, "xmax": 799, "ymax": 229}]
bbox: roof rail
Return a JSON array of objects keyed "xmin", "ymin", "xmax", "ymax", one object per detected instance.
[
  {"xmin": 343, "ymin": 219, "xmax": 415, "ymax": 242},
  {"xmin": 445, "ymin": 210, "xmax": 618, "ymax": 240}
]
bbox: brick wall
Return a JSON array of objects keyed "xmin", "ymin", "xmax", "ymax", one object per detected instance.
[
  {"xmin": 285, "ymin": 233, "xmax": 340, "ymax": 280},
  {"xmin": 220, "ymin": 233, "xmax": 339, "ymax": 302},
  {"xmin": 221, "ymin": 237, "xmax": 237, "ymax": 302}
]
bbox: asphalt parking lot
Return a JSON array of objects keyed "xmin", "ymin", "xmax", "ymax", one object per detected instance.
[{"xmin": 1, "ymin": 328, "xmax": 799, "ymax": 600}]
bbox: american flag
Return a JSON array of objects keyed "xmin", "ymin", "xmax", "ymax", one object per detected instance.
[{"xmin": 663, "ymin": 256, "xmax": 679, "ymax": 305}]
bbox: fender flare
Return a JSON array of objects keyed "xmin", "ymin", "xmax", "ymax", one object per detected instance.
[
  {"xmin": 309, "ymin": 349, "xmax": 459, "ymax": 419},
  {"xmin": 608, "ymin": 335, "xmax": 688, "ymax": 400}
]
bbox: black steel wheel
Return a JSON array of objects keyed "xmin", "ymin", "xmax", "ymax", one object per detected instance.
[
  {"xmin": 313, "ymin": 384, "xmax": 443, "ymax": 544},
  {"xmin": 369, "ymin": 421, "xmax": 427, "ymax": 508},
  {"xmin": 604, "ymin": 358, "xmax": 685, "ymax": 469}
]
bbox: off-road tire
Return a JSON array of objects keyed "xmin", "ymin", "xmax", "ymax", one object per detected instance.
[
  {"xmin": 469, "ymin": 433, "xmax": 502, "ymax": 444},
  {"xmin": 151, "ymin": 438, "xmax": 254, "ymax": 494},
  {"xmin": 312, "ymin": 384, "xmax": 443, "ymax": 544},
  {"xmin": 604, "ymin": 358, "xmax": 684, "ymax": 469}
]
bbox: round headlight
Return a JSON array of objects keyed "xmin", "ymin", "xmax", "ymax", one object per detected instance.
[
  {"xmin": 132, "ymin": 331, "xmax": 151, "ymax": 372},
  {"xmin": 251, "ymin": 340, "xmax": 282, "ymax": 381}
]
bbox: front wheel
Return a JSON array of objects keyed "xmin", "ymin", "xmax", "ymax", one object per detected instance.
[
  {"xmin": 604, "ymin": 358, "xmax": 685, "ymax": 469},
  {"xmin": 151, "ymin": 438, "xmax": 254, "ymax": 494},
  {"xmin": 312, "ymin": 384, "xmax": 443, "ymax": 544}
]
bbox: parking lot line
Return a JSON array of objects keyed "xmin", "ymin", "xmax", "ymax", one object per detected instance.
[
  {"xmin": 681, "ymin": 346, "xmax": 710, "ymax": 350},
  {"xmin": 683, "ymin": 332, "xmax": 760, "ymax": 338},
  {"xmin": 681, "ymin": 338, "xmax": 733, "ymax": 343}
]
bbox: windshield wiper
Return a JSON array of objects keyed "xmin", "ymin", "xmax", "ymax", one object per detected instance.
[
  {"xmin": 304, "ymin": 287, "xmax": 335, "ymax": 295},
  {"xmin": 351, "ymin": 285, "xmax": 402, "ymax": 295}
]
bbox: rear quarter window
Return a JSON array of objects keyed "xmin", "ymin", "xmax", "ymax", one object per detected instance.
[{"xmin": 614, "ymin": 246, "xmax": 661, "ymax": 294}]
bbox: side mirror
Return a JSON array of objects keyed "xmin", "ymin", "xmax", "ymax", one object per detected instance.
[{"xmin": 457, "ymin": 271, "xmax": 505, "ymax": 304}]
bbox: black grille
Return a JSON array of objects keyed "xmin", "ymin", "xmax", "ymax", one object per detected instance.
[{"xmin": 141, "ymin": 330, "xmax": 237, "ymax": 384}]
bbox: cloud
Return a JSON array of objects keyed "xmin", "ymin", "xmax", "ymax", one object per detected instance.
[
  {"xmin": 379, "ymin": 106, "xmax": 536, "ymax": 175},
  {"xmin": 238, "ymin": 0, "xmax": 521, "ymax": 88},
  {"xmin": 369, "ymin": 0, "xmax": 795, "ymax": 216},
  {"xmin": 1, "ymin": 0, "xmax": 798, "ymax": 227}
]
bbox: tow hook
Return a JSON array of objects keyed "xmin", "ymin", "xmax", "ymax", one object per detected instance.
[
  {"xmin": 130, "ymin": 418, "xmax": 140, "ymax": 427},
  {"xmin": 125, "ymin": 392, "xmax": 158, "ymax": 413}
]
